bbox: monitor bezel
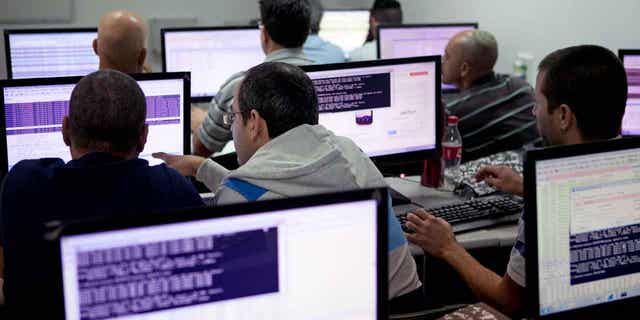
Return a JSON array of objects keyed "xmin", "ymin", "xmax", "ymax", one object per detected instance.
[
  {"xmin": 57, "ymin": 188, "xmax": 390, "ymax": 320},
  {"xmin": 376, "ymin": 23, "xmax": 478, "ymax": 93},
  {"xmin": 524, "ymin": 137, "xmax": 640, "ymax": 319},
  {"xmin": 300, "ymin": 56, "xmax": 442, "ymax": 173},
  {"xmin": 3, "ymin": 27, "xmax": 99, "ymax": 80},
  {"xmin": 0, "ymin": 72, "xmax": 192, "ymax": 179},
  {"xmin": 618, "ymin": 49, "xmax": 640, "ymax": 137},
  {"xmin": 161, "ymin": 25, "xmax": 262, "ymax": 103}
]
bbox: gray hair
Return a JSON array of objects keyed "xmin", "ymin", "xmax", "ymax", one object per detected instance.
[
  {"xmin": 462, "ymin": 30, "xmax": 499, "ymax": 71},
  {"xmin": 69, "ymin": 70, "xmax": 147, "ymax": 153}
]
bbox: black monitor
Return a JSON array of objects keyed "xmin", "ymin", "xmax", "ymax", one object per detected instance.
[
  {"xmin": 618, "ymin": 49, "xmax": 640, "ymax": 136},
  {"xmin": 377, "ymin": 23, "xmax": 478, "ymax": 92},
  {"xmin": 301, "ymin": 56, "xmax": 442, "ymax": 175},
  {"xmin": 57, "ymin": 188, "xmax": 389, "ymax": 319},
  {"xmin": 161, "ymin": 26, "xmax": 264, "ymax": 102},
  {"xmin": 318, "ymin": 9, "xmax": 371, "ymax": 54},
  {"xmin": 0, "ymin": 72, "xmax": 191, "ymax": 178},
  {"xmin": 524, "ymin": 137, "xmax": 640, "ymax": 319},
  {"xmin": 4, "ymin": 28, "xmax": 99, "ymax": 79}
]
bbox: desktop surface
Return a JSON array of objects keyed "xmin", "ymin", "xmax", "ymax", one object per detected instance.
[
  {"xmin": 526, "ymin": 138, "xmax": 640, "ymax": 318},
  {"xmin": 5, "ymin": 29, "xmax": 98, "ymax": 79},
  {"xmin": 318, "ymin": 9, "xmax": 370, "ymax": 54},
  {"xmin": 301, "ymin": 57, "xmax": 441, "ymax": 165},
  {"xmin": 162, "ymin": 27, "xmax": 264, "ymax": 101},
  {"xmin": 619, "ymin": 50, "xmax": 640, "ymax": 136},
  {"xmin": 59, "ymin": 190, "xmax": 386, "ymax": 319},
  {"xmin": 0, "ymin": 74, "xmax": 188, "ymax": 173}
]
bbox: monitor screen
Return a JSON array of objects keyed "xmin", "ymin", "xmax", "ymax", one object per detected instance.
[
  {"xmin": 1, "ymin": 75, "xmax": 187, "ymax": 170},
  {"xmin": 60, "ymin": 199, "xmax": 379, "ymax": 319},
  {"xmin": 5, "ymin": 29, "xmax": 99, "ymax": 79},
  {"xmin": 303, "ymin": 58, "xmax": 439, "ymax": 158},
  {"xmin": 621, "ymin": 52, "xmax": 640, "ymax": 136},
  {"xmin": 162, "ymin": 27, "xmax": 264, "ymax": 101},
  {"xmin": 533, "ymin": 146, "xmax": 640, "ymax": 316},
  {"xmin": 318, "ymin": 10, "xmax": 370, "ymax": 54},
  {"xmin": 378, "ymin": 24, "xmax": 477, "ymax": 91}
]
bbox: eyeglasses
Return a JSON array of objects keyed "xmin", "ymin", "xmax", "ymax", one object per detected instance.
[{"xmin": 223, "ymin": 111, "xmax": 243, "ymax": 127}]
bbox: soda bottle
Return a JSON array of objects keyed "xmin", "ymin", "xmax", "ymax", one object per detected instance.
[{"xmin": 442, "ymin": 115, "xmax": 463, "ymax": 170}]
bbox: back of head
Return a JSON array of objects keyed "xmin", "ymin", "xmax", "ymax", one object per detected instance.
[
  {"xmin": 238, "ymin": 62, "xmax": 318, "ymax": 138},
  {"xmin": 370, "ymin": 0, "xmax": 403, "ymax": 25},
  {"xmin": 96, "ymin": 10, "xmax": 148, "ymax": 73},
  {"xmin": 539, "ymin": 45, "xmax": 627, "ymax": 141},
  {"xmin": 309, "ymin": 0, "xmax": 323, "ymax": 34},
  {"xmin": 259, "ymin": 0, "xmax": 311, "ymax": 48},
  {"xmin": 461, "ymin": 30, "xmax": 498, "ymax": 73},
  {"xmin": 69, "ymin": 70, "xmax": 147, "ymax": 153}
]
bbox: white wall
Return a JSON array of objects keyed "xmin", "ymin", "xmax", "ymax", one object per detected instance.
[
  {"xmin": 0, "ymin": 0, "xmax": 373, "ymax": 79},
  {"xmin": 400, "ymin": 0, "xmax": 640, "ymax": 84}
]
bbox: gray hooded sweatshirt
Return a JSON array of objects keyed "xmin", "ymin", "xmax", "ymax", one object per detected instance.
[{"xmin": 196, "ymin": 124, "xmax": 422, "ymax": 299}]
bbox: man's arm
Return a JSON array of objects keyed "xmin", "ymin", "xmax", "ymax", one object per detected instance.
[{"xmin": 405, "ymin": 210, "xmax": 524, "ymax": 315}]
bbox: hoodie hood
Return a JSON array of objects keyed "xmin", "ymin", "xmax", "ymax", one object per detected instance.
[{"xmin": 225, "ymin": 124, "xmax": 387, "ymax": 198}]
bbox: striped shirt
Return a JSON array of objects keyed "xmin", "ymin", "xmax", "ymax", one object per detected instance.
[{"xmin": 445, "ymin": 73, "xmax": 541, "ymax": 162}]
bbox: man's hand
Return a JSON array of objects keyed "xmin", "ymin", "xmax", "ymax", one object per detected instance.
[
  {"xmin": 152, "ymin": 152, "xmax": 206, "ymax": 177},
  {"xmin": 405, "ymin": 209, "xmax": 462, "ymax": 259},
  {"xmin": 475, "ymin": 165, "xmax": 524, "ymax": 197}
]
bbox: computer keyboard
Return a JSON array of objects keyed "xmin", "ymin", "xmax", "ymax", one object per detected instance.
[{"xmin": 398, "ymin": 194, "xmax": 523, "ymax": 233}]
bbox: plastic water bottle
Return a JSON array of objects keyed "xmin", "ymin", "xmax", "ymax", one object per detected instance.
[{"xmin": 441, "ymin": 115, "xmax": 462, "ymax": 190}]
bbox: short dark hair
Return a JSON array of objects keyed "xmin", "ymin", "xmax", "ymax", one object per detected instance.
[
  {"xmin": 69, "ymin": 70, "xmax": 147, "ymax": 153},
  {"xmin": 259, "ymin": 0, "xmax": 311, "ymax": 48},
  {"xmin": 371, "ymin": 0, "xmax": 403, "ymax": 24},
  {"xmin": 538, "ymin": 45, "xmax": 627, "ymax": 141},
  {"xmin": 238, "ymin": 62, "xmax": 318, "ymax": 138},
  {"xmin": 309, "ymin": 0, "xmax": 323, "ymax": 34}
]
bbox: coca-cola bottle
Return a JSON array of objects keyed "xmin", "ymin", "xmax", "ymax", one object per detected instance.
[{"xmin": 441, "ymin": 115, "xmax": 462, "ymax": 189}]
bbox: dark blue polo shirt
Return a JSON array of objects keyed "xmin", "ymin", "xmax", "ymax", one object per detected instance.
[{"xmin": 0, "ymin": 152, "xmax": 204, "ymax": 311}]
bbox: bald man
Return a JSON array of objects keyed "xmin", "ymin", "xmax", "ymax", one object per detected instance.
[
  {"xmin": 443, "ymin": 30, "xmax": 539, "ymax": 162},
  {"xmin": 93, "ymin": 10, "xmax": 148, "ymax": 73}
]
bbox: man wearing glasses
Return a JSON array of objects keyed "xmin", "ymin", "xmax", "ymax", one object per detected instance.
[
  {"xmin": 154, "ymin": 61, "xmax": 425, "ymax": 313},
  {"xmin": 192, "ymin": 0, "xmax": 315, "ymax": 157}
]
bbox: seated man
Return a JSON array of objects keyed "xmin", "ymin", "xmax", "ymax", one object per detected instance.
[
  {"xmin": 406, "ymin": 45, "xmax": 627, "ymax": 315},
  {"xmin": 154, "ymin": 62, "xmax": 424, "ymax": 312},
  {"xmin": 193, "ymin": 0, "xmax": 314, "ymax": 156},
  {"xmin": 349, "ymin": 0, "xmax": 402, "ymax": 62},
  {"xmin": 443, "ymin": 30, "xmax": 539, "ymax": 162},
  {"xmin": 93, "ymin": 9, "xmax": 148, "ymax": 73},
  {"xmin": 303, "ymin": 0, "xmax": 346, "ymax": 64},
  {"xmin": 0, "ymin": 70, "xmax": 204, "ymax": 311}
]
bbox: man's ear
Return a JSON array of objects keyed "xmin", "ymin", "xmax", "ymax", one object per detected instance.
[
  {"xmin": 248, "ymin": 110, "xmax": 268, "ymax": 141},
  {"xmin": 137, "ymin": 124, "xmax": 149, "ymax": 153},
  {"xmin": 460, "ymin": 61, "xmax": 470, "ymax": 79},
  {"xmin": 93, "ymin": 38, "xmax": 99, "ymax": 56},
  {"xmin": 557, "ymin": 104, "xmax": 574, "ymax": 132},
  {"xmin": 137, "ymin": 48, "xmax": 147, "ymax": 71},
  {"xmin": 62, "ymin": 116, "xmax": 71, "ymax": 147}
]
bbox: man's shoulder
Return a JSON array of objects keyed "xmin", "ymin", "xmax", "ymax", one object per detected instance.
[{"xmin": 6, "ymin": 158, "xmax": 65, "ymax": 183}]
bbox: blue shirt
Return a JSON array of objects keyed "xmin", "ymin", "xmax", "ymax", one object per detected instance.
[
  {"xmin": 303, "ymin": 34, "xmax": 346, "ymax": 64},
  {"xmin": 0, "ymin": 153, "xmax": 204, "ymax": 310}
]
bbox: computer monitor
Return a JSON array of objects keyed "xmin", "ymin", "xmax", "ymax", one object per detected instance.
[
  {"xmin": 0, "ymin": 72, "xmax": 190, "ymax": 177},
  {"xmin": 618, "ymin": 50, "xmax": 640, "ymax": 136},
  {"xmin": 318, "ymin": 9, "xmax": 370, "ymax": 54},
  {"xmin": 301, "ymin": 56, "xmax": 441, "ymax": 173},
  {"xmin": 378, "ymin": 23, "xmax": 478, "ymax": 92},
  {"xmin": 162, "ymin": 26, "xmax": 264, "ymax": 102},
  {"xmin": 58, "ymin": 188, "xmax": 388, "ymax": 319},
  {"xmin": 4, "ymin": 28, "xmax": 99, "ymax": 79},
  {"xmin": 524, "ymin": 138, "xmax": 640, "ymax": 318}
]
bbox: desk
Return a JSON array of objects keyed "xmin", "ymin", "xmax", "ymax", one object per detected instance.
[{"xmin": 384, "ymin": 176, "xmax": 519, "ymax": 255}]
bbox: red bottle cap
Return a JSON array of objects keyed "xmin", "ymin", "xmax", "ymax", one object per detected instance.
[{"xmin": 447, "ymin": 115, "xmax": 459, "ymax": 125}]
